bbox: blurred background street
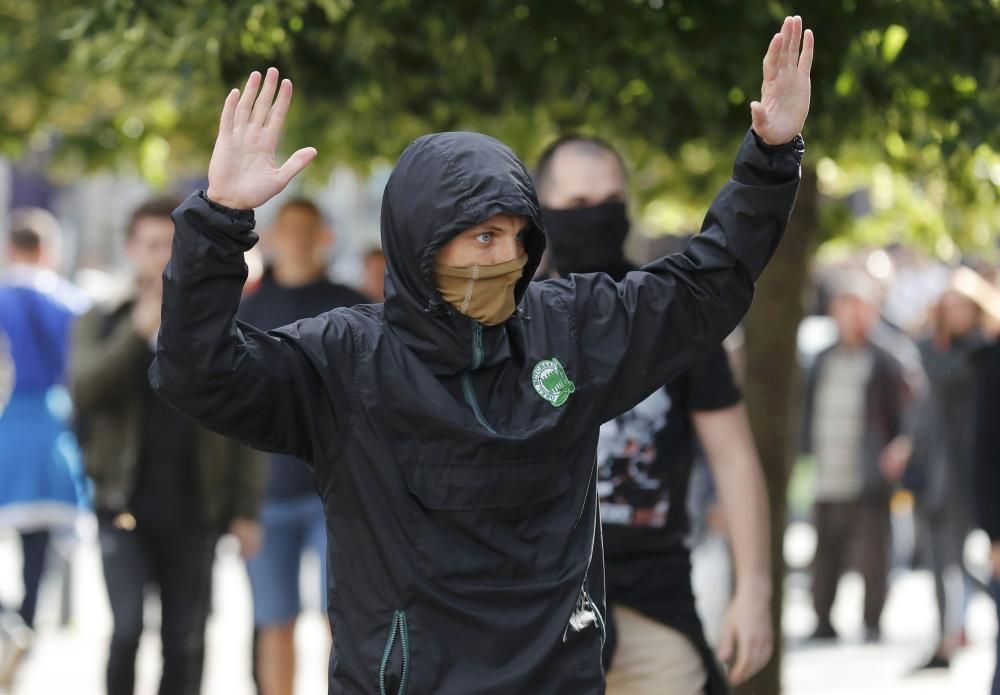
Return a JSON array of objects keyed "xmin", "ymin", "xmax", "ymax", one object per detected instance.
[{"xmin": 1, "ymin": 524, "xmax": 996, "ymax": 694}]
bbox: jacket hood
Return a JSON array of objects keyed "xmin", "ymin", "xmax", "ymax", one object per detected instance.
[{"xmin": 380, "ymin": 131, "xmax": 546, "ymax": 375}]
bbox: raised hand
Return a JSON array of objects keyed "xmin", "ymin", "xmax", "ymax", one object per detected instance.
[
  {"xmin": 206, "ymin": 67, "xmax": 317, "ymax": 210},
  {"xmin": 751, "ymin": 16, "xmax": 814, "ymax": 146}
]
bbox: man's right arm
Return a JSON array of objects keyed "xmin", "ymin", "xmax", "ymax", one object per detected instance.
[
  {"xmin": 151, "ymin": 68, "xmax": 338, "ymax": 461},
  {"xmin": 149, "ymin": 192, "xmax": 354, "ymax": 462}
]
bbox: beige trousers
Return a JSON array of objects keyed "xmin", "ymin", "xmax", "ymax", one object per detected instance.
[{"xmin": 605, "ymin": 604, "xmax": 708, "ymax": 695}]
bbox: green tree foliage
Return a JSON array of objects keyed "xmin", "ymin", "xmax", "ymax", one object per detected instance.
[{"xmin": 2, "ymin": 0, "xmax": 997, "ymax": 250}]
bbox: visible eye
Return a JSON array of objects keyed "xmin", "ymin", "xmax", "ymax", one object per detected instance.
[
  {"xmin": 516, "ymin": 231, "xmax": 526, "ymax": 244},
  {"xmin": 475, "ymin": 232, "xmax": 493, "ymax": 244}
]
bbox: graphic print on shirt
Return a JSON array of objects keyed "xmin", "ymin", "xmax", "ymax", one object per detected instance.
[{"xmin": 596, "ymin": 387, "xmax": 672, "ymax": 527}]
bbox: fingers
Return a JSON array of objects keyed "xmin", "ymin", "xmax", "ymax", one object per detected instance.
[
  {"xmin": 779, "ymin": 16, "xmax": 793, "ymax": 66},
  {"xmin": 250, "ymin": 67, "xmax": 280, "ymax": 127},
  {"xmin": 788, "ymin": 16, "xmax": 803, "ymax": 63},
  {"xmin": 234, "ymin": 71, "xmax": 262, "ymax": 129},
  {"xmin": 264, "ymin": 79, "xmax": 293, "ymax": 131},
  {"xmin": 762, "ymin": 32, "xmax": 782, "ymax": 82},
  {"xmin": 278, "ymin": 147, "xmax": 318, "ymax": 188},
  {"xmin": 755, "ymin": 634, "xmax": 774, "ymax": 673},
  {"xmin": 729, "ymin": 634, "xmax": 750, "ymax": 685},
  {"xmin": 750, "ymin": 100, "xmax": 767, "ymax": 129},
  {"xmin": 799, "ymin": 28, "xmax": 815, "ymax": 75},
  {"xmin": 219, "ymin": 88, "xmax": 239, "ymax": 134},
  {"xmin": 716, "ymin": 622, "xmax": 735, "ymax": 664},
  {"xmin": 742, "ymin": 633, "xmax": 773, "ymax": 683}
]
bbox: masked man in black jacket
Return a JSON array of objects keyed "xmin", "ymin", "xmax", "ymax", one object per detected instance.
[
  {"xmin": 535, "ymin": 136, "xmax": 773, "ymax": 695},
  {"xmin": 151, "ymin": 17, "xmax": 813, "ymax": 695}
]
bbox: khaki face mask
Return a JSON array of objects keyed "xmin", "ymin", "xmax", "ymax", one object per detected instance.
[{"xmin": 433, "ymin": 254, "xmax": 528, "ymax": 326}]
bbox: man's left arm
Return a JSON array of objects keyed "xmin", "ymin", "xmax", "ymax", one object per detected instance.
[
  {"xmin": 551, "ymin": 17, "xmax": 813, "ymax": 421},
  {"xmin": 692, "ymin": 364, "xmax": 772, "ymax": 685}
]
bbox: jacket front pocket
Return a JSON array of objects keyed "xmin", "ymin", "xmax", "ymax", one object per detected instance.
[
  {"xmin": 379, "ymin": 610, "xmax": 409, "ymax": 695},
  {"xmin": 403, "ymin": 451, "xmax": 575, "ymax": 585}
]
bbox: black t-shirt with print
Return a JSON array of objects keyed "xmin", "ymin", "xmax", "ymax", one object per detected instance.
[
  {"xmin": 601, "ymin": 343, "xmax": 741, "ymax": 664},
  {"xmin": 600, "ymin": 343, "xmax": 741, "ymax": 559}
]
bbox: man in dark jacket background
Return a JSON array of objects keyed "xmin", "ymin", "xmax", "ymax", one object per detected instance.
[
  {"xmin": 151, "ymin": 16, "xmax": 813, "ymax": 694},
  {"xmin": 238, "ymin": 197, "xmax": 367, "ymax": 695},
  {"xmin": 70, "ymin": 198, "xmax": 262, "ymax": 695},
  {"xmin": 535, "ymin": 136, "xmax": 773, "ymax": 695}
]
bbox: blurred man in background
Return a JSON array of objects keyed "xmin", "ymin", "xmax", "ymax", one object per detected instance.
[
  {"xmin": 359, "ymin": 247, "xmax": 386, "ymax": 302},
  {"xmin": 238, "ymin": 198, "xmax": 367, "ymax": 695},
  {"xmin": 0, "ymin": 208, "xmax": 89, "ymax": 688},
  {"xmin": 802, "ymin": 273, "xmax": 911, "ymax": 643},
  {"xmin": 69, "ymin": 198, "xmax": 262, "ymax": 695},
  {"xmin": 536, "ymin": 136, "xmax": 773, "ymax": 695}
]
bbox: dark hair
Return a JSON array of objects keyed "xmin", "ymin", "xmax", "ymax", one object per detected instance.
[
  {"xmin": 278, "ymin": 197, "xmax": 324, "ymax": 222},
  {"xmin": 534, "ymin": 135, "xmax": 629, "ymax": 197},
  {"xmin": 127, "ymin": 197, "xmax": 182, "ymax": 240},
  {"xmin": 9, "ymin": 208, "xmax": 59, "ymax": 254},
  {"xmin": 10, "ymin": 228, "xmax": 41, "ymax": 254}
]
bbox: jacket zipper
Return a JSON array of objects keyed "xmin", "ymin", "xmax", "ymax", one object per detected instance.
[
  {"xmin": 583, "ymin": 588, "xmax": 607, "ymax": 645},
  {"xmin": 462, "ymin": 323, "xmax": 497, "ymax": 434},
  {"xmin": 379, "ymin": 610, "xmax": 410, "ymax": 695}
]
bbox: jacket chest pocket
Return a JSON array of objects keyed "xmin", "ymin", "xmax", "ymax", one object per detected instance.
[{"xmin": 403, "ymin": 451, "xmax": 575, "ymax": 586}]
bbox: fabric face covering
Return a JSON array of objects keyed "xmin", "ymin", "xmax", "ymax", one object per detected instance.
[
  {"xmin": 540, "ymin": 201, "xmax": 630, "ymax": 276},
  {"xmin": 434, "ymin": 254, "xmax": 528, "ymax": 326}
]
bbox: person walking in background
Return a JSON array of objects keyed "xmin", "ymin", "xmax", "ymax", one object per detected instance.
[
  {"xmin": 955, "ymin": 266, "xmax": 1000, "ymax": 695},
  {"xmin": 0, "ymin": 209, "xmax": 90, "ymax": 688},
  {"xmin": 973, "ymin": 332, "xmax": 1000, "ymax": 695},
  {"xmin": 802, "ymin": 272, "xmax": 912, "ymax": 643},
  {"xmin": 535, "ymin": 135, "xmax": 773, "ymax": 695},
  {"xmin": 904, "ymin": 284, "xmax": 985, "ymax": 669},
  {"xmin": 238, "ymin": 198, "xmax": 367, "ymax": 695},
  {"xmin": 69, "ymin": 198, "xmax": 263, "ymax": 695}
]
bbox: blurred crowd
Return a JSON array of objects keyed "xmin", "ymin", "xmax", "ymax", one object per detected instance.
[
  {"xmin": 800, "ymin": 247, "xmax": 1000, "ymax": 670},
  {"xmin": 0, "ymin": 186, "xmax": 998, "ymax": 695},
  {"xmin": 0, "ymin": 198, "xmax": 385, "ymax": 694}
]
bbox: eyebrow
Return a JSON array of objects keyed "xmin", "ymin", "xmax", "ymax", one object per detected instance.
[{"xmin": 476, "ymin": 224, "xmax": 528, "ymax": 234}]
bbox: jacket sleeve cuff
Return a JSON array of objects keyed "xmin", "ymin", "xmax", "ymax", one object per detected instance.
[
  {"xmin": 199, "ymin": 190, "xmax": 256, "ymax": 220},
  {"xmin": 170, "ymin": 190, "xmax": 259, "ymax": 253},
  {"xmin": 733, "ymin": 129, "xmax": 805, "ymax": 186}
]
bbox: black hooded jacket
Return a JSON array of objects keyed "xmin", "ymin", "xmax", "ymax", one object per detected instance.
[{"xmin": 151, "ymin": 129, "xmax": 802, "ymax": 694}]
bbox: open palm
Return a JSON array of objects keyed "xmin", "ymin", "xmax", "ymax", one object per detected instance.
[
  {"xmin": 751, "ymin": 16, "xmax": 814, "ymax": 146},
  {"xmin": 206, "ymin": 68, "xmax": 316, "ymax": 210}
]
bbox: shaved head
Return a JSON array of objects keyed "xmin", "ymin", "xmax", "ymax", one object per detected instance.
[{"xmin": 535, "ymin": 136, "xmax": 628, "ymax": 210}]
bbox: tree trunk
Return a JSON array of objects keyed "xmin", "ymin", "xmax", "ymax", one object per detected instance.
[{"xmin": 734, "ymin": 166, "xmax": 819, "ymax": 695}]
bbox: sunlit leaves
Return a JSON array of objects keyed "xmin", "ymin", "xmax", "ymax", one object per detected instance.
[{"xmin": 0, "ymin": 0, "xmax": 996, "ymax": 249}]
